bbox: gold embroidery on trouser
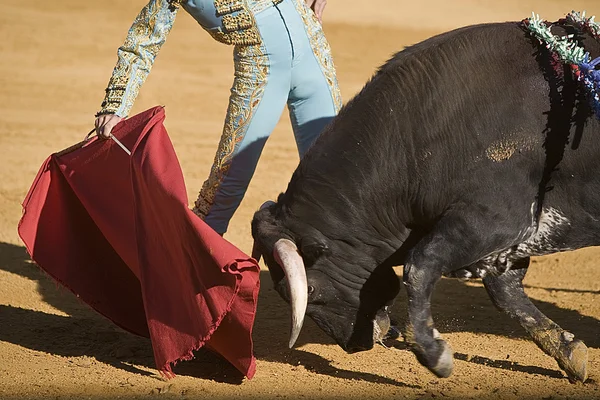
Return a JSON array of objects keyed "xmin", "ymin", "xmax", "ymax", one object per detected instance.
[
  {"xmin": 193, "ymin": 43, "xmax": 269, "ymax": 219},
  {"xmin": 291, "ymin": 0, "xmax": 342, "ymax": 112},
  {"xmin": 247, "ymin": 0, "xmax": 283, "ymax": 14}
]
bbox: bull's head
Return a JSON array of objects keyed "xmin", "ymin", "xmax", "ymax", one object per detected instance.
[{"xmin": 251, "ymin": 200, "xmax": 400, "ymax": 352}]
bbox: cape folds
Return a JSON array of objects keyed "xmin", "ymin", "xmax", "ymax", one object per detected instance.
[{"xmin": 17, "ymin": 106, "xmax": 260, "ymax": 379}]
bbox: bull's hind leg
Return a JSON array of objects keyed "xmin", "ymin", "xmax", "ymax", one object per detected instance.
[{"xmin": 483, "ymin": 259, "xmax": 588, "ymax": 382}]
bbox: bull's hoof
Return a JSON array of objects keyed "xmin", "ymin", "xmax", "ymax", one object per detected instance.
[
  {"xmin": 556, "ymin": 334, "xmax": 588, "ymax": 383},
  {"xmin": 430, "ymin": 339, "xmax": 454, "ymax": 378},
  {"xmin": 412, "ymin": 338, "xmax": 454, "ymax": 378}
]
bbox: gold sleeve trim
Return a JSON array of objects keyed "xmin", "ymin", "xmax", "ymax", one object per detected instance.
[{"xmin": 98, "ymin": 0, "xmax": 178, "ymax": 117}]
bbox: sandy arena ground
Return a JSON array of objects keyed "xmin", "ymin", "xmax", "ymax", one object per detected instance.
[{"xmin": 2, "ymin": 0, "xmax": 600, "ymax": 398}]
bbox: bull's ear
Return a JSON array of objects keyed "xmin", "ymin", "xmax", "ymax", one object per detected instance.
[{"xmin": 300, "ymin": 238, "xmax": 330, "ymax": 265}]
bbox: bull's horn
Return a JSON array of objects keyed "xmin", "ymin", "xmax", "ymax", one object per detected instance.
[
  {"xmin": 250, "ymin": 201, "xmax": 277, "ymax": 263},
  {"xmin": 273, "ymin": 238, "xmax": 307, "ymax": 349}
]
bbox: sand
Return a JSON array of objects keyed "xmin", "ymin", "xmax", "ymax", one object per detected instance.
[{"xmin": 1, "ymin": 0, "xmax": 600, "ymax": 398}]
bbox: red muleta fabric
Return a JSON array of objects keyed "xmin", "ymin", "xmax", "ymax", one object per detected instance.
[{"xmin": 17, "ymin": 106, "xmax": 260, "ymax": 379}]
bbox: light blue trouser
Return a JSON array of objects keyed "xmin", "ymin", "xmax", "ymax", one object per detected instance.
[{"xmin": 193, "ymin": 0, "xmax": 342, "ymax": 234}]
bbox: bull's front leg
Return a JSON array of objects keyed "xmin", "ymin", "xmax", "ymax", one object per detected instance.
[
  {"xmin": 483, "ymin": 259, "xmax": 588, "ymax": 383},
  {"xmin": 403, "ymin": 236, "xmax": 455, "ymax": 378}
]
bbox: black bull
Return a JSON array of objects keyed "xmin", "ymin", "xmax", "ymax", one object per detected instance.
[{"xmin": 251, "ymin": 20, "xmax": 600, "ymax": 382}]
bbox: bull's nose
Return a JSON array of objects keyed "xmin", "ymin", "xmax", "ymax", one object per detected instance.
[{"xmin": 346, "ymin": 343, "xmax": 372, "ymax": 354}]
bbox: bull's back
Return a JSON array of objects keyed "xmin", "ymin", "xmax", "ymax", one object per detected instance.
[
  {"xmin": 295, "ymin": 21, "xmax": 600, "ymax": 228},
  {"xmin": 403, "ymin": 22, "xmax": 600, "ymax": 238}
]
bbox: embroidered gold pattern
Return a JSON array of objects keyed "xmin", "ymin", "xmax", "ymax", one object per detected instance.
[
  {"xmin": 208, "ymin": 27, "xmax": 262, "ymax": 46},
  {"xmin": 193, "ymin": 43, "xmax": 269, "ymax": 218},
  {"xmin": 247, "ymin": 0, "xmax": 283, "ymax": 14},
  {"xmin": 98, "ymin": 0, "xmax": 178, "ymax": 117},
  {"xmin": 291, "ymin": 0, "xmax": 342, "ymax": 111},
  {"xmin": 166, "ymin": 0, "xmax": 184, "ymax": 10},
  {"xmin": 222, "ymin": 12, "xmax": 254, "ymax": 32},
  {"xmin": 208, "ymin": 0, "xmax": 274, "ymax": 46},
  {"xmin": 214, "ymin": 0, "xmax": 245, "ymax": 15},
  {"xmin": 194, "ymin": 0, "xmax": 337, "ymax": 219},
  {"xmin": 98, "ymin": 1, "xmax": 287, "ymax": 116}
]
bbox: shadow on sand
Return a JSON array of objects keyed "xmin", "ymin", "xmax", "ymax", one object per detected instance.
[{"xmin": 1, "ymin": 241, "xmax": 598, "ymax": 385}]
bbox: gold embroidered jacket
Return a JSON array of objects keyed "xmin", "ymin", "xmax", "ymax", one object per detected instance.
[{"xmin": 98, "ymin": 0, "xmax": 281, "ymax": 117}]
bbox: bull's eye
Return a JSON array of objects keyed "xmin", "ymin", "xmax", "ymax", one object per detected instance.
[{"xmin": 308, "ymin": 285, "xmax": 315, "ymax": 296}]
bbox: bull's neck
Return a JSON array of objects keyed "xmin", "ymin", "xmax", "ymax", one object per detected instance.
[{"xmin": 280, "ymin": 170, "xmax": 409, "ymax": 268}]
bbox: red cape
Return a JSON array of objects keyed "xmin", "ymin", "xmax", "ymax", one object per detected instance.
[{"xmin": 18, "ymin": 106, "xmax": 260, "ymax": 379}]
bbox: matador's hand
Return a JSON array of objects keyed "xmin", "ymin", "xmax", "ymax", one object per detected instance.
[
  {"xmin": 95, "ymin": 114, "xmax": 124, "ymax": 139},
  {"xmin": 305, "ymin": 0, "xmax": 327, "ymax": 23}
]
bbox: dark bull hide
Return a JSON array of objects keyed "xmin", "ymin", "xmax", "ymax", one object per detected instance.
[{"xmin": 251, "ymin": 20, "xmax": 600, "ymax": 382}]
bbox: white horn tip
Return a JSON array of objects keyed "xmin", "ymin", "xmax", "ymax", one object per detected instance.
[
  {"xmin": 288, "ymin": 321, "xmax": 303, "ymax": 348},
  {"xmin": 288, "ymin": 338, "xmax": 298, "ymax": 349}
]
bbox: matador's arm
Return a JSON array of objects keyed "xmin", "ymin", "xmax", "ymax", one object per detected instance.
[{"xmin": 97, "ymin": 0, "xmax": 180, "ymax": 117}]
